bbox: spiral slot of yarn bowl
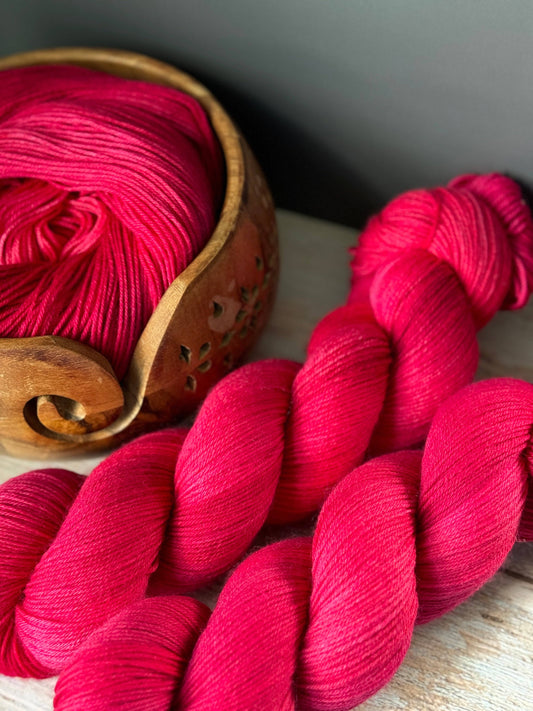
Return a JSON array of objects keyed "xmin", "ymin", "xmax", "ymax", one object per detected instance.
[{"xmin": 0, "ymin": 47, "xmax": 278, "ymax": 458}]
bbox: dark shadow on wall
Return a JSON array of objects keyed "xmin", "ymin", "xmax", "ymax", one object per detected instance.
[
  {"xmin": 161, "ymin": 60, "xmax": 382, "ymax": 228},
  {"xmin": 180, "ymin": 68, "xmax": 382, "ymax": 228},
  {"xmin": 113, "ymin": 41, "xmax": 382, "ymax": 227},
  {"xmin": 0, "ymin": 20, "xmax": 381, "ymax": 228}
]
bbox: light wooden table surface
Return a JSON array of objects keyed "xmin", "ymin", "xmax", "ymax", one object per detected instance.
[{"xmin": 1, "ymin": 209, "xmax": 532, "ymax": 710}]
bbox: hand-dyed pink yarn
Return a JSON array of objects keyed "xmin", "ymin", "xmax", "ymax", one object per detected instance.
[
  {"xmin": 0, "ymin": 173, "xmax": 532, "ymax": 680},
  {"xmin": 55, "ymin": 378, "xmax": 533, "ymax": 710},
  {"xmin": 55, "ymin": 597, "xmax": 210, "ymax": 711},
  {"xmin": 0, "ymin": 64, "xmax": 222, "ymax": 378}
]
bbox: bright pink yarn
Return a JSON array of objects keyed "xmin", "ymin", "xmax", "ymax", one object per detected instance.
[
  {"xmin": 0, "ymin": 64, "xmax": 222, "ymax": 378},
  {"xmin": 0, "ymin": 173, "xmax": 532, "ymax": 682},
  {"xmin": 55, "ymin": 596, "xmax": 210, "ymax": 711},
  {"xmin": 55, "ymin": 378, "xmax": 533, "ymax": 710}
]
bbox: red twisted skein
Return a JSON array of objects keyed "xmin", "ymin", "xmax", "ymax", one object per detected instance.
[
  {"xmin": 55, "ymin": 378, "xmax": 533, "ymax": 710},
  {"xmin": 0, "ymin": 64, "xmax": 222, "ymax": 378},
  {"xmin": 0, "ymin": 174, "xmax": 532, "ymax": 679}
]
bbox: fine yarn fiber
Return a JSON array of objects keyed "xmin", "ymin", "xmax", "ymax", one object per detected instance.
[
  {"xmin": 0, "ymin": 64, "xmax": 223, "ymax": 379},
  {"xmin": 55, "ymin": 378, "xmax": 533, "ymax": 710},
  {"xmin": 0, "ymin": 173, "xmax": 533, "ymax": 706}
]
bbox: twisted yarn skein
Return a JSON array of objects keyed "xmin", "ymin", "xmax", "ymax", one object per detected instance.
[
  {"xmin": 0, "ymin": 64, "xmax": 223, "ymax": 378},
  {"xmin": 0, "ymin": 173, "xmax": 532, "ymax": 680},
  {"xmin": 55, "ymin": 378, "xmax": 533, "ymax": 710}
]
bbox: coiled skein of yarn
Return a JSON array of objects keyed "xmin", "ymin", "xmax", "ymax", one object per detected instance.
[
  {"xmin": 0, "ymin": 173, "xmax": 532, "ymax": 683},
  {"xmin": 54, "ymin": 378, "xmax": 533, "ymax": 710},
  {"xmin": 0, "ymin": 64, "xmax": 223, "ymax": 379}
]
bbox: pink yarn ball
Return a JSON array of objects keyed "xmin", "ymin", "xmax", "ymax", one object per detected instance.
[{"xmin": 0, "ymin": 64, "xmax": 223, "ymax": 379}]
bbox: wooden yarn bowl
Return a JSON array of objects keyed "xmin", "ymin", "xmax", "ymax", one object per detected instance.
[{"xmin": 0, "ymin": 48, "xmax": 278, "ymax": 458}]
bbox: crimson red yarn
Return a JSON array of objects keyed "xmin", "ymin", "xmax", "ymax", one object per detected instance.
[
  {"xmin": 56, "ymin": 379, "xmax": 533, "ymax": 710},
  {"xmin": 0, "ymin": 173, "xmax": 532, "ymax": 687},
  {"xmin": 0, "ymin": 65, "xmax": 222, "ymax": 378}
]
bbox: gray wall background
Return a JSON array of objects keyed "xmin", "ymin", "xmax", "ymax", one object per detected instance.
[{"xmin": 2, "ymin": 1, "xmax": 533, "ymax": 226}]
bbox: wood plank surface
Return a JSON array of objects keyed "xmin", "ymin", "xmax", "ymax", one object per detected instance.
[{"xmin": 0, "ymin": 209, "xmax": 532, "ymax": 710}]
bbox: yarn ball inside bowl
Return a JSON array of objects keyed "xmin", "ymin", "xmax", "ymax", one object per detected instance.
[{"xmin": 0, "ymin": 63, "xmax": 223, "ymax": 380}]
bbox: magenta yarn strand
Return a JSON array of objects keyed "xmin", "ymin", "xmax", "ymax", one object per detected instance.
[
  {"xmin": 55, "ymin": 379, "xmax": 533, "ymax": 710},
  {"xmin": 0, "ymin": 65, "xmax": 223, "ymax": 378},
  {"xmin": 2, "ymin": 172, "xmax": 533, "ymax": 702}
]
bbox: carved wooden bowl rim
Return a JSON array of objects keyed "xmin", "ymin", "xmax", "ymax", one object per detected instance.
[
  {"xmin": 0, "ymin": 47, "xmax": 275, "ymax": 454},
  {"xmin": 0, "ymin": 46, "xmax": 245, "ymax": 356}
]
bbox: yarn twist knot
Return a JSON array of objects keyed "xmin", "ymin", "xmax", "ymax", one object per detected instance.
[
  {"xmin": 0, "ymin": 173, "xmax": 531, "ymax": 682},
  {"xmin": 55, "ymin": 378, "xmax": 533, "ymax": 710}
]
